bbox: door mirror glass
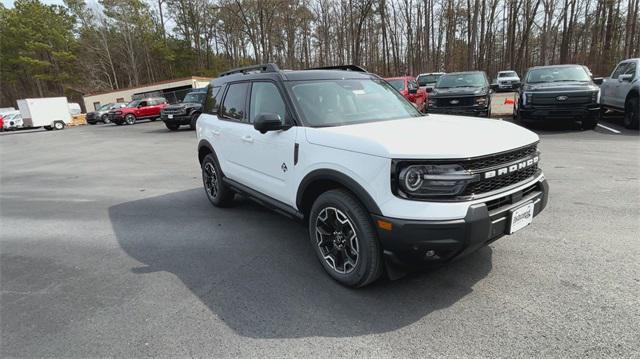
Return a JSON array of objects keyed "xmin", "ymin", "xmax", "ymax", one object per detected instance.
[{"xmin": 254, "ymin": 113, "xmax": 284, "ymax": 134}]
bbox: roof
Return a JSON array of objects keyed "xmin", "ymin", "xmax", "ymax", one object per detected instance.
[
  {"xmin": 84, "ymin": 76, "xmax": 213, "ymax": 97},
  {"xmin": 442, "ymin": 71, "xmax": 486, "ymax": 75},
  {"xmin": 384, "ymin": 76, "xmax": 413, "ymax": 81},
  {"xmin": 211, "ymin": 69, "xmax": 375, "ymax": 86}
]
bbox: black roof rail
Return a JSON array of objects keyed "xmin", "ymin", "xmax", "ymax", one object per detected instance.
[
  {"xmin": 219, "ymin": 63, "xmax": 280, "ymax": 77},
  {"xmin": 308, "ymin": 65, "xmax": 368, "ymax": 73}
]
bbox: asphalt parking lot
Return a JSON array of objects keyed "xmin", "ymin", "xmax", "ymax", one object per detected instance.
[{"xmin": 1, "ymin": 115, "xmax": 639, "ymax": 357}]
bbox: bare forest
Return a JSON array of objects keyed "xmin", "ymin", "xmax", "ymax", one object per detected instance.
[{"xmin": 1, "ymin": 0, "xmax": 638, "ymax": 106}]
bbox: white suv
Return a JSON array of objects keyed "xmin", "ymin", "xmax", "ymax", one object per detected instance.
[
  {"xmin": 495, "ymin": 70, "xmax": 521, "ymax": 91},
  {"xmin": 196, "ymin": 64, "xmax": 549, "ymax": 287}
]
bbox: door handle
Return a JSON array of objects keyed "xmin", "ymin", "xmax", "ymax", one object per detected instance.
[
  {"xmin": 211, "ymin": 129, "xmax": 221, "ymax": 136},
  {"xmin": 242, "ymin": 135, "xmax": 254, "ymax": 143}
]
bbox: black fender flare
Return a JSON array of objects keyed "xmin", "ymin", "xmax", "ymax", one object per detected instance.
[
  {"xmin": 197, "ymin": 140, "xmax": 223, "ymax": 175},
  {"xmin": 296, "ymin": 169, "xmax": 382, "ymax": 215}
]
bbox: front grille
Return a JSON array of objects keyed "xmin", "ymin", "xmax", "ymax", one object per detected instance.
[
  {"xmin": 463, "ymin": 166, "xmax": 538, "ymax": 196},
  {"xmin": 162, "ymin": 108, "xmax": 185, "ymax": 115},
  {"xmin": 531, "ymin": 92, "xmax": 592, "ymax": 105},
  {"xmin": 436, "ymin": 97, "xmax": 475, "ymax": 107},
  {"xmin": 462, "ymin": 144, "xmax": 537, "ymax": 171}
]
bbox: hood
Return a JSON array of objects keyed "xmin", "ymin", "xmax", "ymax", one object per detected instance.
[
  {"xmin": 304, "ymin": 115, "xmax": 539, "ymax": 159},
  {"xmin": 523, "ymin": 81, "xmax": 598, "ymax": 92},
  {"xmin": 431, "ymin": 86, "xmax": 488, "ymax": 97}
]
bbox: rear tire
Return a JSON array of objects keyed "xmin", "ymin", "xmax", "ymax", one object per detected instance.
[
  {"xmin": 623, "ymin": 97, "xmax": 639, "ymax": 129},
  {"xmin": 165, "ymin": 123, "xmax": 179, "ymax": 131},
  {"xmin": 53, "ymin": 121, "xmax": 65, "ymax": 130},
  {"xmin": 201, "ymin": 154, "xmax": 234, "ymax": 207},
  {"xmin": 308, "ymin": 189, "xmax": 383, "ymax": 287}
]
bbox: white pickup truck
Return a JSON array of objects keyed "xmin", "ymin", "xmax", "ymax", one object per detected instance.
[{"xmin": 600, "ymin": 58, "xmax": 639, "ymax": 129}]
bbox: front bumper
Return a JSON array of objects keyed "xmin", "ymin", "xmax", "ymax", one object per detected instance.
[
  {"xmin": 161, "ymin": 113, "xmax": 191, "ymax": 125},
  {"xmin": 429, "ymin": 105, "xmax": 489, "ymax": 116},
  {"xmin": 373, "ymin": 177, "xmax": 549, "ymax": 267},
  {"xmin": 109, "ymin": 114, "xmax": 125, "ymax": 123},
  {"xmin": 519, "ymin": 104, "xmax": 599, "ymax": 121}
]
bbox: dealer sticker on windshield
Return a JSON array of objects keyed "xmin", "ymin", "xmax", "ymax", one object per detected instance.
[{"xmin": 509, "ymin": 202, "xmax": 535, "ymax": 234}]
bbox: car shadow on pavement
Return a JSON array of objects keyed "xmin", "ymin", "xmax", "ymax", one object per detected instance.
[{"xmin": 109, "ymin": 188, "xmax": 493, "ymax": 339}]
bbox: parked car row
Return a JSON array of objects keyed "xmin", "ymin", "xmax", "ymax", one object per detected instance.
[{"xmin": 86, "ymin": 88, "xmax": 207, "ymax": 131}]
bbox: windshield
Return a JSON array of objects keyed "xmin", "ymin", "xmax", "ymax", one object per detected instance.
[
  {"xmin": 287, "ymin": 79, "xmax": 421, "ymax": 127},
  {"xmin": 417, "ymin": 74, "xmax": 442, "ymax": 86},
  {"xmin": 98, "ymin": 103, "xmax": 112, "ymax": 111},
  {"xmin": 182, "ymin": 92, "xmax": 206, "ymax": 104},
  {"xmin": 386, "ymin": 79, "xmax": 405, "ymax": 91},
  {"xmin": 526, "ymin": 66, "xmax": 591, "ymax": 83},
  {"xmin": 436, "ymin": 73, "xmax": 486, "ymax": 88},
  {"xmin": 127, "ymin": 100, "xmax": 141, "ymax": 108},
  {"xmin": 498, "ymin": 72, "xmax": 517, "ymax": 78}
]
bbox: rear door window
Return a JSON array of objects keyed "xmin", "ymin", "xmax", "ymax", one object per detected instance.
[{"xmin": 221, "ymin": 83, "xmax": 249, "ymax": 122}]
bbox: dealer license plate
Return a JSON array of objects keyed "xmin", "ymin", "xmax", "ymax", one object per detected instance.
[
  {"xmin": 509, "ymin": 202, "xmax": 535, "ymax": 234},
  {"xmin": 168, "ymin": 114, "xmax": 173, "ymax": 119}
]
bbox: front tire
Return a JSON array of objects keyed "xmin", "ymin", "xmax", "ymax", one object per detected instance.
[
  {"xmin": 582, "ymin": 115, "xmax": 598, "ymax": 130},
  {"xmin": 165, "ymin": 122, "xmax": 179, "ymax": 131},
  {"xmin": 201, "ymin": 154, "xmax": 234, "ymax": 207},
  {"xmin": 308, "ymin": 189, "xmax": 383, "ymax": 287},
  {"xmin": 101, "ymin": 114, "xmax": 111, "ymax": 124},
  {"xmin": 125, "ymin": 114, "xmax": 136, "ymax": 125},
  {"xmin": 623, "ymin": 97, "xmax": 639, "ymax": 129}
]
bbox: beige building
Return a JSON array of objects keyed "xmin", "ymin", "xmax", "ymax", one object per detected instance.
[{"xmin": 83, "ymin": 76, "xmax": 213, "ymax": 111}]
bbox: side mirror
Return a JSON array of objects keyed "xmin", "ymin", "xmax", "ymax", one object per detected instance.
[
  {"xmin": 618, "ymin": 74, "xmax": 632, "ymax": 82},
  {"xmin": 490, "ymin": 83, "xmax": 499, "ymax": 91},
  {"xmin": 593, "ymin": 77, "xmax": 604, "ymax": 85},
  {"xmin": 426, "ymin": 87, "xmax": 433, "ymax": 93},
  {"xmin": 254, "ymin": 113, "xmax": 285, "ymax": 134}
]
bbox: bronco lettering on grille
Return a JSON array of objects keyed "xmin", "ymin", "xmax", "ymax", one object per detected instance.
[{"xmin": 483, "ymin": 156, "xmax": 538, "ymax": 179}]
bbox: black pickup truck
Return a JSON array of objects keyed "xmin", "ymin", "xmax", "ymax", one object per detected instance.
[
  {"xmin": 426, "ymin": 71, "xmax": 492, "ymax": 117},
  {"xmin": 161, "ymin": 88, "xmax": 207, "ymax": 131},
  {"xmin": 514, "ymin": 65, "xmax": 602, "ymax": 129}
]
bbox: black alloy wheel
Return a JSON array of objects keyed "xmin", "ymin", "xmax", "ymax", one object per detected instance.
[{"xmin": 201, "ymin": 154, "xmax": 234, "ymax": 207}]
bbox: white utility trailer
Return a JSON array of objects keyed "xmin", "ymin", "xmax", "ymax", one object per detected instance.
[{"xmin": 17, "ymin": 97, "xmax": 72, "ymax": 131}]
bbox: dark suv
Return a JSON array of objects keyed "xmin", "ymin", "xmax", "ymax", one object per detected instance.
[
  {"xmin": 426, "ymin": 71, "xmax": 492, "ymax": 117},
  {"xmin": 514, "ymin": 64, "xmax": 601, "ymax": 129},
  {"xmin": 161, "ymin": 88, "xmax": 207, "ymax": 131}
]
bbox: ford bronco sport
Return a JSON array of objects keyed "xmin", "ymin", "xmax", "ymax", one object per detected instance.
[
  {"xmin": 109, "ymin": 97, "xmax": 167, "ymax": 125},
  {"xmin": 196, "ymin": 64, "xmax": 548, "ymax": 287}
]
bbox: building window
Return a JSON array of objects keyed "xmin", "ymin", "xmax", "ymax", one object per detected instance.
[
  {"xmin": 93, "ymin": 102, "xmax": 101, "ymax": 110},
  {"xmin": 116, "ymin": 98, "xmax": 125, "ymax": 103}
]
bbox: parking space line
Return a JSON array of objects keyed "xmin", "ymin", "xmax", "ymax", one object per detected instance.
[{"xmin": 597, "ymin": 123, "xmax": 621, "ymax": 134}]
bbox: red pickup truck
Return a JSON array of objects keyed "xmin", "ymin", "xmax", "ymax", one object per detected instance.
[
  {"xmin": 109, "ymin": 97, "xmax": 168, "ymax": 125},
  {"xmin": 385, "ymin": 76, "xmax": 428, "ymax": 112}
]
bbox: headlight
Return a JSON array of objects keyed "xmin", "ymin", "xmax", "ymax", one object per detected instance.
[
  {"xmin": 522, "ymin": 92, "xmax": 531, "ymax": 106},
  {"xmin": 475, "ymin": 96, "xmax": 487, "ymax": 105},
  {"xmin": 395, "ymin": 163, "xmax": 478, "ymax": 198},
  {"xmin": 593, "ymin": 90, "xmax": 600, "ymax": 103}
]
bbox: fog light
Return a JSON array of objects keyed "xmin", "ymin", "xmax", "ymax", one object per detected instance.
[{"xmin": 425, "ymin": 250, "xmax": 436, "ymax": 257}]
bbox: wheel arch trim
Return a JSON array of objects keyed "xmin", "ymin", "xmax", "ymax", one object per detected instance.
[{"xmin": 296, "ymin": 169, "xmax": 382, "ymax": 215}]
